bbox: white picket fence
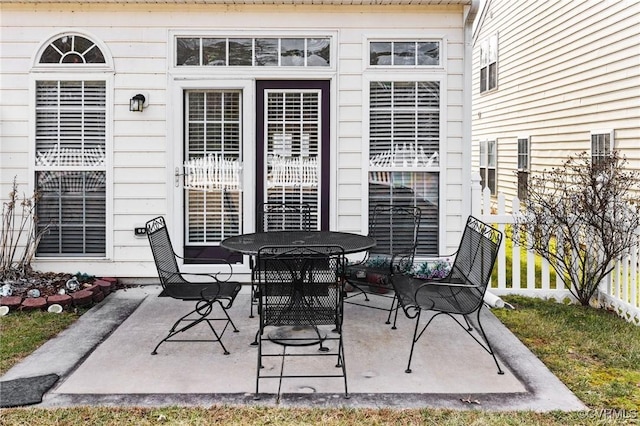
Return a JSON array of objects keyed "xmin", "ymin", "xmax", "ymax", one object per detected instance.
[{"xmin": 471, "ymin": 173, "xmax": 640, "ymax": 325}]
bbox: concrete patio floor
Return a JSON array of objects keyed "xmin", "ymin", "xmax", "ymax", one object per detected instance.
[{"xmin": 2, "ymin": 285, "xmax": 586, "ymax": 411}]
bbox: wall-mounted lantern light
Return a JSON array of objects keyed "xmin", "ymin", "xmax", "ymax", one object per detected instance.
[{"xmin": 129, "ymin": 93, "xmax": 146, "ymax": 112}]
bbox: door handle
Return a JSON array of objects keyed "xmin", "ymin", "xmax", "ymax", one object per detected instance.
[{"xmin": 175, "ymin": 167, "xmax": 183, "ymax": 188}]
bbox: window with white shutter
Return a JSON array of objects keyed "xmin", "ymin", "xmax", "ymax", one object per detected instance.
[
  {"xmin": 33, "ymin": 33, "xmax": 109, "ymax": 257},
  {"xmin": 591, "ymin": 130, "xmax": 613, "ymax": 165},
  {"xmin": 35, "ymin": 80, "xmax": 107, "ymax": 256},
  {"xmin": 368, "ymin": 81, "xmax": 440, "ymax": 256}
]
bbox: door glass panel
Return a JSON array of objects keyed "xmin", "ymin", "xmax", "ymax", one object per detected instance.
[
  {"xmin": 185, "ymin": 90, "xmax": 242, "ymax": 245},
  {"xmin": 264, "ymin": 89, "xmax": 320, "ymax": 229}
]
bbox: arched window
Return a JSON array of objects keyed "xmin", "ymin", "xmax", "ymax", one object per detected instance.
[
  {"xmin": 39, "ymin": 34, "xmax": 106, "ymax": 64},
  {"xmin": 33, "ymin": 33, "xmax": 110, "ymax": 257}
]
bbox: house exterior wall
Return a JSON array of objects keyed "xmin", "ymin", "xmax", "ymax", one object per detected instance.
[
  {"xmin": 0, "ymin": 2, "xmax": 472, "ymax": 280},
  {"xmin": 472, "ymin": 0, "xmax": 640, "ymax": 204}
]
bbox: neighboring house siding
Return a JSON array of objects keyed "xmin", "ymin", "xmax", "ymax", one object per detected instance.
[
  {"xmin": 472, "ymin": 0, "xmax": 640, "ymax": 203},
  {"xmin": 0, "ymin": 3, "xmax": 469, "ymax": 278}
]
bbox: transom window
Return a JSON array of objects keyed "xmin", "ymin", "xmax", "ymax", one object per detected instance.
[
  {"xmin": 39, "ymin": 34, "xmax": 105, "ymax": 64},
  {"xmin": 369, "ymin": 41, "xmax": 440, "ymax": 66},
  {"xmin": 479, "ymin": 34, "xmax": 498, "ymax": 93},
  {"xmin": 176, "ymin": 37, "xmax": 330, "ymax": 67}
]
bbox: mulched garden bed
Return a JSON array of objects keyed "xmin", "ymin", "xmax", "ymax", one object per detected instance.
[{"xmin": 0, "ymin": 271, "xmax": 119, "ymax": 313}]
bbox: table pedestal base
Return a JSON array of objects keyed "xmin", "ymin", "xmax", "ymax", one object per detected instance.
[{"xmin": 268, "ymin": 325, "xmax": 327, "ymax": 347}]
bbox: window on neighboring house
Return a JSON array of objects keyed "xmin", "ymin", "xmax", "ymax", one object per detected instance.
[
  {"xmin": 34, "ymin": 34, "xmax": 108, "ymax": 257},
  {"xmin": 480, "ymin": 34, "xmax": 497, "ymax": 93},
  {"xmin": 591, "ymin": 131, "xmax": 613, "ymax": 165},
  {"xmin": 368, "ymin": 81, "xmax": 440, "ymax": 256},
  {"xmin": 517, "ymin": 137, "xmax": 529, "ymax": 200},
  {"xmin": 479, "ymin": 140, "xmax": 496, "ymax": 194}
]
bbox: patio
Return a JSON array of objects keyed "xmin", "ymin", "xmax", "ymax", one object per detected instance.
[{"xmin": 1, "ymin": 286, "xmax": 586, "ymax": 411}]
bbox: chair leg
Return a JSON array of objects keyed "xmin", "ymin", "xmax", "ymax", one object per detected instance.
[
  {"xmin": 204, "ymin": 318, "xmax": 230, "ymax": 355},
  {"xmin": 405, "ymin": 309, "xmax": 422, "ymax": 373},
  {"xmin": 337, "ymin": 333, "xmax": 349, "ymax": 399},
  {"xmin": 255, "ymin": 328, "xmax": 263, "ymax": 400},
  {"xmin": 250, "ymin": 328, "xmax": 259, "ymax": 346},
  {"xmin": 392, "ymin": 296, "xmax": 402, "ymax": 329},
  {"xmin": 463, "ymin": 314, "xmax": 473, "ymax": 331},
  {"xmin": 151, "ymin": 299, "xmax": 236, "ymax": 356},
  {"xmin": 386, "ymin": 294, "xmax": 399, "ymax": 329},
  {"xmin": 151, "ymin": 300, "xmax": 214, "ymax": 355},
  {"xmin": 249, "ymin": 284, "xmax": 256, "ymax": 318},
  {"xmin": 218, "ymin": 300, "xmax": 239, "ymax": 333},
  {"xmin": 474, "ymin": 309, "xmax": 504, "ymax": 375}
]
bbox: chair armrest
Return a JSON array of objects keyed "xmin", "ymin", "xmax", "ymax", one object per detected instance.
[
  {"xmin": 412, "ymin": 279, "xmax": 483, "ymax": 314},
  {"xmin": 172, "ymin": 254, "xmax": 235, "ymax": 282},
  {"xmin": 157, "ymin": 269, "xmax": 223, "ymax": 300}
]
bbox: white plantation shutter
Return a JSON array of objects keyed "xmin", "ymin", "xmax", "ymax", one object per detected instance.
[
  {"xmin": 185, "ymin": 90, "xmax": 243, "ymax": 243},
  {"xmin": 35, "ymin": 80, "xmax": 106, "ymax": 256},
  {"xmin": 368, "ymin": 81, "xmax": 440, "ymax": 256},
  {"xmin": 264, "ymin": 90, "xmax": 321, "ymax": 229},
  {"xmin": 369, "ymin": 81, "xmax": 439, "ymax": 164}
]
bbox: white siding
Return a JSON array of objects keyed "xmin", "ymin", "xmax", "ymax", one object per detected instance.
[
  {"xmin": 472, "ymin": 0, "xmax": 640, "ymax": 203},
  {"xmin": 0, "ymin": 3, "xmax": 468, "ymax": 277}
]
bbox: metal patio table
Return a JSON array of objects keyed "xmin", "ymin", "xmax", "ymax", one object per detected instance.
[
  {"xmin": 221, "ymin": 230, "xmax": 376, "ymax": 344},
  {"xmin": 220, "ymin": 230, "xmax": 376, "ymax": 256}
]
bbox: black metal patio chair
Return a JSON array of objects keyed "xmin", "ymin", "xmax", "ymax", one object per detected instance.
[
  {"xmin": 145, "ymin": 216, "xmax": 241, "ymax": 356},
  {"xmin": 390, "ymin": 215, "xmax": 504, "ymax": 374},
  {"xmin": 254, "ymin": 245, "xmax": 348, "ymax": 399},
  {"xmin": 249, "ymin": 202, "xmax": 313, "ymax": 318},
  {"xmin": 343, "ymin": 205, "xmax": 421, "ymax": 329}
]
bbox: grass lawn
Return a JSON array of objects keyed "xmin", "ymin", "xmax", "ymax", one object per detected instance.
[
  {"xmin": 1, "ymin": 297, "xmax": 639, "ymax": 425},
  {"xmin": 0, "ymin": 311, "xmax": 80, "ymax": 375}
]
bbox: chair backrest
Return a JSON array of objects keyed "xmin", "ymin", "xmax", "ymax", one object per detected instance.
[
  {"xmin": 257, "ymin": 245, "xmax": 344, "ymax": 327},
  {"xmin": 448, "ymin": 216, "xmax": 502, "ymax": 294},
  {"xmin": 259, "ymin": 202, "xmax": 312, "ymax": 232},
  {"xmin": 145, "ymin": 216, "xmax": 186, "ymax": 286},
  {"xmin": 368, "ymin": 205, "xmax": 421, "ymax": 269}
]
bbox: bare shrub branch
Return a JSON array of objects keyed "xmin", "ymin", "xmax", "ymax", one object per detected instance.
[
  {"xmin": 515, "ymin": 151, "xmax": 640, "ymax": 306},
  {"xmin": 1, "ymin": 177, "xmax": 49, "ymax": 281}
]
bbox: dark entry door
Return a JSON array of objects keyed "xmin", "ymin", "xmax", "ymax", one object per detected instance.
[{"xmin": 256, "ymin": 80, "xmax": 330, "ymax": 231}]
